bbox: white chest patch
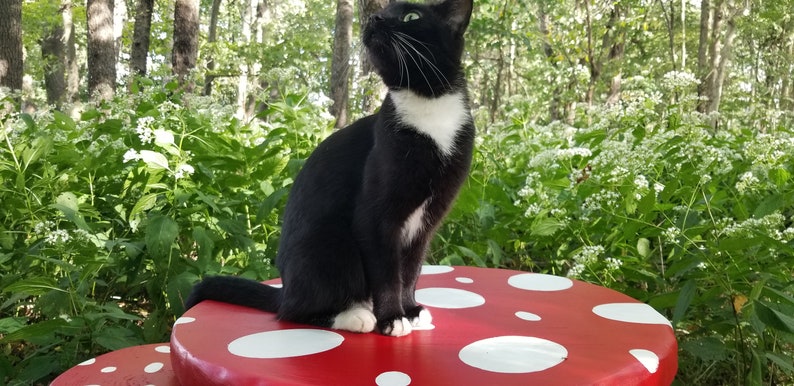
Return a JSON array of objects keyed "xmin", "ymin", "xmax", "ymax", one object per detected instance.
[
  {"xmin": 390, "ymin": 90, "xmax": 470, "ymax": 156},
  {"xmin": 401, "ymin": 199, "xmax": 429, "ymax": 245}
]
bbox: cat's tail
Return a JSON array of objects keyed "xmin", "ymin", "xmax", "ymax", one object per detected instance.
[{"xmin": 184, "ymin": 276, "xmax": 282, "ymax": 313}]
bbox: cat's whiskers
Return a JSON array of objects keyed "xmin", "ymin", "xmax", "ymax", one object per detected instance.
[
  {"xmin": 391, "ymin": 39, "xmax": 412, "ymax": 89},
  {"xmin": 393, "ymin": 34, "xmax": 452, "ymax": 92},
  {"xmin": 394, "ymin": 39, "xmax": 435, "ymax": 95}
]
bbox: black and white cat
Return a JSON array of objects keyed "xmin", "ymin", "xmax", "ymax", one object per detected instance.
[{"xmin": 185, "ymin": 0, "xmax": 475, "ymax": 337}]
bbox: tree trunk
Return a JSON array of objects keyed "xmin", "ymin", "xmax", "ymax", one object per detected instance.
[
  {"xmin": 87, "ymin": 0, "xmax": 117, "ymax": 101},
  {"xmin": 173, "ymin": 0, "xmax": 199, "ymax": 92},
  {"xmin": 42, "ymin": 23, "xmax": 67, "ymax": 107},
  {"xmin": 0, "ymin": 0, "xmax": 24, "ymax": 91},
  {"xmin": 358, "ymin": 0, "xmax": 388, "ymax": 113},
  {"xmin": 538, "ymin": 7, "xmax": 561, "ymax": 122},
  {"xmin": 696, "ymin": 0, "xmax": 745, "ymax": 128},
  {"xmin": 63, "ymin": 0, "xmax": 79, "ymax": 103},
  {"xmin": 237, "ymin": 0, "xmax": 254, "ymax": 119},
  {"xmin": 330, "ymin": 0, "xmax": 353, "ymax": 128},
  {"xmin": 130, "ymin": 0, "xmax": 155, "ymax": 77},
  {"xmin": 203, "ymin": 0, "xmax": 223, "ymax": 96}
]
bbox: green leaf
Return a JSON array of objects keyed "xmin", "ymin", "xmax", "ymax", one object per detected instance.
[
  {"xmin": 679, "ymin": 337, "xmax": 728, "ymax": 361},
  {"xmin": 257, "ymin": 187, "xmax": 289, "ymax": 220},
  {"xmin": 766, "ymin": 352, "xmax": 794, "ymax": 374},
  {"xmin": 139, "ymin": 150, "xmax": 170, "ymax": 170},
  {"xmin": 15, "ymin": 355, "xmax": 59, "ymax": 385},
  {"xmin": 52, "ymin": 192, "xmax": 90, "ymax": 231},
  {"xmin": 2, "ymin": 277, "xmax": 65, "ymax": 295},
  {"xmin": 0, "ymin": 317, "xmax": 26, "ymax": 334},
  {"xmin": 192, "ymin": 226, "xmax": 215, "ymax": 268},
  {"xmin": 21, "ymin": 136, "xmax": 53, "ymax": 168},
  {"xmin": 129, "ymin": 193, "xmax": 160, "ymax": 221},
  {"xmin": 672, "ymin": 280, "xmax": 696, "ymax": 325},
  {"xmin": 637, "ymin": 238, "xmax": 651, "ymax": 258},
  {"xmin": 457, "ymin": 246, "xmax": 486, "ymax": 267},
  {"xmin": 487, "ymin": 239, "xmax": 504, "ymax": 266},
  {"xmin": 145, "ymin": 215, "xmax": 179, "ymax": 259},
  {"xmin": 531, "ymin": 217, "xmax": 565, "ymax": 236},
  {"xmin": 0, "ymin": 319, "xmax": 67, "ymax": 343},
  {"xmin": 52, "ymin": 110, "xmax": 76, "ymax": 131},
  {"xmin": 754, "ymin": 301, "xmax": 794, "ymax": 333},
  {"xmin": 94, "ymin": 326, "xmax": 142, "ymax": 351}
]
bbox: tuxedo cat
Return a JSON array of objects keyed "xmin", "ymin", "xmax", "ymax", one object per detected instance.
[{"xmin": 185, "ymin": 0, "xmax": 475, "ymax": 337}]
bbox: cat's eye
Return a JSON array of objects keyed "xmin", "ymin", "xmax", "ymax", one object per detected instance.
[{"xmin": 402, "ymin": 11, "xmax": 421, "ymax": 22}]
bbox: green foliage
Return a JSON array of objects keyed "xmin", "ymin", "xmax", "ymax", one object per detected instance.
[
  {"xmin": 0, "ymin": 82, "xmax": 330, "ymax": 384},
  {"xmin": 435, "ymin": 78, "xmax": 794, "ymax": 384}
]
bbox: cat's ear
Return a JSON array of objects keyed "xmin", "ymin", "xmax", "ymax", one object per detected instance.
[{"xmin": 431, "ymin": 0, "xmax": 473, "ymax": 36}]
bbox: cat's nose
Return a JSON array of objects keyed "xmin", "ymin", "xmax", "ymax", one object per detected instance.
[{"xmin": 370, "ymin": 14, "xmax": 385, "ymax": 23}]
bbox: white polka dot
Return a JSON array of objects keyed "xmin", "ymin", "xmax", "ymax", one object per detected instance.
[
  {"xmin": 100, "ymin": 366, "xmax": 117, "ymax": 373},
  {"xmin": 592, "ymin": 303, "xmax": 672, "ymax": 327},
  {"xmin": 415, "ymin": 288, "xmax": 485, "ymax": 309},
  {"xmin": 629, "ymin": 349, "xmax": 659, "ymax": 373},
  {"xmin": 508, "ymin": 273, "xmax": 573, "ymax": 291},
  {"xmin": 455, "ymin": 277, "xmax": 473, "ymax": 283},
  {"xmin": 375, "ymin": 371, "xmax": 412, "ymax": 386},
  {"xmin": 154, "ymin": 345, "xmax": 170, "ymax": 353},
  {"xmin": 515, "ymin": 311, "xmax": 541, "ymax": 321},
  {"xmin": 269, "ymin": 283, "xmax": 283, "ymax": 288},
  {"xmin": 459, "ymin": 336, "xmax": 568, "ymax": 373},
  {"xmin": 228, "ymin": 329, "xmax": 344, "ymax": 359},
  {"xmin": 144, "ymin": 362, "xmax": 164, "ymax": 373},
  {"xmin": 78, "ymin": 358, "xmax": 96, "ymax": 366},
  {"xmin": 174, "ymin": 316, "xmax": 196, "ymax": 325},
  {"xmin": 420, "ymin": 265, "xmax": 454, "ymax": 275}
]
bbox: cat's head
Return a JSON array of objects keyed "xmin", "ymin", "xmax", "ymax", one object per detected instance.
[{"xmin": 363, "ymin": 0, "xmax": 473, "ymax": 97}]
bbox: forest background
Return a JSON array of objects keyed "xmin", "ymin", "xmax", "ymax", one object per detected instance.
[{"xmin": 1, "ymin": 0, "xmax": 793, "ymax": 384}]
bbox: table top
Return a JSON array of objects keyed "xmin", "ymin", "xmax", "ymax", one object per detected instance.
[
  {"xmin": 51, "ymin": 343, "xmax": 178, "ymax": 386},
  {"xmin": 170, "ymin": 266, "xmax": 677, "ymax": 385}
]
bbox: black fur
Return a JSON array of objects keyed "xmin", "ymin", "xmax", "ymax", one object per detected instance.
[{"xmin": 185, "ymin": 0, "xmax": 475, "ymax": 336}]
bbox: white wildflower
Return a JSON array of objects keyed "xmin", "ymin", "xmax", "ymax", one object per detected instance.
[
  {"xmin": 135, "ymin": 116, "xmax": 155, "ymax": 144},
  {"xmin": 123, "ymin": 149, "xmax": 141, "ymax": 163},
  {"xmin": 174, "ymin": 164, "xmax": 195, "ymax": 180},
  {"xmin": 567, "ymin": 263, "xmax": 585, "ymax": 278},
  {"xmin": 605, "ymin": 257, "xmax": 623, "ymax": 270},
  {"xmin": 663, "ymin": 226, "xmax": 680, "ymax": 241},
  {"xmin": 45, "ymin": 229, "xmax": 70, "ymax": 245}
]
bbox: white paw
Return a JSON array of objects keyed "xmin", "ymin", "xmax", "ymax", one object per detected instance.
[
  {"xmin": 385, "ymin": 317, "xmax": 413, "ymax": 337},
  {"xmin": 332, "ymin": 306, "xmax": 376, "ymax": 333},
  {"xmin": 410, "ymin": 308, "xmax": 433, "ymax": 327}
]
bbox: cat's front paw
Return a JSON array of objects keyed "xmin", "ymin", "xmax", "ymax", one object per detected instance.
[
  {"xmin": 406, "ymin": 306, "xmax": 433, "ymax": 328},
  {"xmin": 332, "ymin": 305, "xmax": 377, "ymax": 333},
  {"xmin": 378, "ymin": 316, "xmax": 413, "ymax": 337}
]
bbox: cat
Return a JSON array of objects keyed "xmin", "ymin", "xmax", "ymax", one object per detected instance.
[{"xmin": 184, "ymin": 0, "xmax": 475, "ymax": 337}]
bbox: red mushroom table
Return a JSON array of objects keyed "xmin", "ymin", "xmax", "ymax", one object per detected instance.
[
  {"xmin": 171, "ymin": 266, "xmax": 677, "ymax": 385},
  {"xmin": 51, "ymin": 343, "xmax": 178, "ymax": 386}
]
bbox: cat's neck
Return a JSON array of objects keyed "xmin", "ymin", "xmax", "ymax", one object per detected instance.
[{"xmin": 388, "ymin": 89, "xmax": 471, "ymax": 157}]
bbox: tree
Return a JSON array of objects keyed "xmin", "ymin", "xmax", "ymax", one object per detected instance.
[
  {"xmin": 87, "ymin": 0, "xmax": 117, "ymax": 101},
  {"xmin": 130, "ymin": 0, "xmax": 155, "ymax": 77},
  {"xmin": 357, "ymin": 0, "xmax": 387, "ymax": 113},
  {"xmin": 330, "ymin": 0, "xmax": 353, "ymax": 127},
  {"xmin": 696, "ymin": 0, "xmax": 746, "ymax": 126},
  {"xmin": 172, "ymin": 0, "xmax": 199, "ymax": 91},
  {"xmin": 202, "ymin": 0, "xmax": 223, "ymax": 96},
  {"xmin": 41, "ymin": 17, "xmax": 66, "ymax": 107},
  {"xmin": 0, "ymin": 0, "xmax": 24, "ymax": 91}
]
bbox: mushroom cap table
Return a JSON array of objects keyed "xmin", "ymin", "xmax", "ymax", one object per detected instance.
[
  {"xmin": 171, "ymin": 266, "xmax": 677, "ymax": 385},
  {"xmin": 51, "ymin": 343, "xmax": 178, "ymax": 386}
]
